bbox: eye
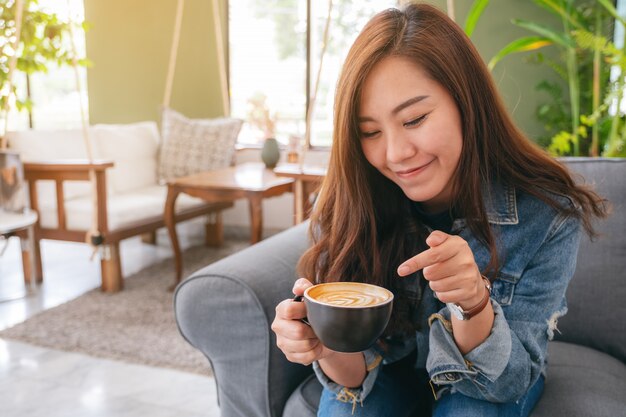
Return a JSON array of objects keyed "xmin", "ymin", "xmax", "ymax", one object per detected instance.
[
  {"xmin": 404, "ymin": 114, "xmax": 428, "ymax": 128},
  {"xmin": 360, "ymin": 130, "xmax": 380, "ymax": 139}
]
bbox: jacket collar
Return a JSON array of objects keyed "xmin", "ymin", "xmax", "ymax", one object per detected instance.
[
  {"xmin": 450, "ymin": 180, "xmax": 518, "ymax": 232},
  {"xmin": 483, "ymin": 181, "xmax": 519, "ymax": 225}
]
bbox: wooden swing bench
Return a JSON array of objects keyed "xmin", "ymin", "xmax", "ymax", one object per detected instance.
[{"xmin": 7, "ymin": 123, "xmax": 233, "ymax": 292}]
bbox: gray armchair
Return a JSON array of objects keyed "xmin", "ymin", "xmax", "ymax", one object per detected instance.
[{"xmin": 175, "ymin": 158, "xmax": 626, "ymax": 417}]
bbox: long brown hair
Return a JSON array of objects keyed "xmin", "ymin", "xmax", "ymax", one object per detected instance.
[{"xmin": 298, "ymin": 3, "xmax": 608, "ymax": 333}]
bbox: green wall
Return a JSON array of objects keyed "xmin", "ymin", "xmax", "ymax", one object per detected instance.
[
  {"xmin": 84, "ymin": 0, "xmax": 559, "ymax": 140},
  {"xmin": 84, "ymin": 0, "xmax": 227, "ymax": 124}
]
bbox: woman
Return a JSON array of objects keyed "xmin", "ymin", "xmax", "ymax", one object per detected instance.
[{"xmin": 271, "ymin": 3, "xmax": 608, "ymax": 416}]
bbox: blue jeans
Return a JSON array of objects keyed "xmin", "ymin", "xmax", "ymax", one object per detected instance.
[{"xmin": 317, "ymin": 367, "xmax": 544, "ymax": 417}]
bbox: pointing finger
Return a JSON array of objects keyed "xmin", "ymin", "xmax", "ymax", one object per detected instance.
[
  {"xmin": 397, "ymin": 246, "xmax": 455, "ymax": 277},
  {"xmin": 426, "ymin": 230, "xmax": 450, "ymax": 248}
]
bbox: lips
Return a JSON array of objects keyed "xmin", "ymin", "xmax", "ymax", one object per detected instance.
[
  {"xmin": 396, "ymin": 167, "xmax": 421, "ymax": 175},
  {"xmin": 395, "ymin": 160, "xmax": 434, "ymax": 178}
]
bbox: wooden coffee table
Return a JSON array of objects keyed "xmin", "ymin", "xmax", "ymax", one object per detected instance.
[{"xmin": 164, "ymin": 162, "xmax": 294, "ymax": 286}]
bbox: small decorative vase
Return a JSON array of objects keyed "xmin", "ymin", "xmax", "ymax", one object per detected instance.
[
  {"xmin": 261, "ymin": 138, "xmax": 280, "ymax": 168},
  {"xmin": 287, "ymin": 134, "xmax": 300, "ymax": 163}
]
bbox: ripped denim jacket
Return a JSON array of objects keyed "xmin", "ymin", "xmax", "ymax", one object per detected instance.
[{"xmin": 313, "ymin": 181, "xmax": 582, "ymax": 404}]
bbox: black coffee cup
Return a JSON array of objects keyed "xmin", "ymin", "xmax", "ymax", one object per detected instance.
[{"xmin": 300, "ymin": 282, "xmax": 393, "ymax": 353}]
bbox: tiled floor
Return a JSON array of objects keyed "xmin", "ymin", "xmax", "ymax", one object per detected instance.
[{"xmin": 0, "ymin": 220, "xmax": 222, "ymax": 417}]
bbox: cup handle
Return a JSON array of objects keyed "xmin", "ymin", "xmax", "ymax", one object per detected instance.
[{"xmin": 292, "ymin": 295, "xmax": 310, "ymax": 326}]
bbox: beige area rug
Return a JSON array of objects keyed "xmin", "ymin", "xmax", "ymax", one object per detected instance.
[{"xmin": 0, "ymin": 235, "xmax": 252, "ymax": 376}]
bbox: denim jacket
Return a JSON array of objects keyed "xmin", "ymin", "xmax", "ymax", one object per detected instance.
[{"xmin": 313, "ymin": 181, "xmax": 582, "ymax": 404}]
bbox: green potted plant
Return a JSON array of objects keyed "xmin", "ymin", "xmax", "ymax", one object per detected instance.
[
  {"xmin": 488, "ymin": 0, "xmax": 625, "ymax": 157},
  {"xmin": 0, "ymin": 0, "xmax": 90, "ymax": 145}
]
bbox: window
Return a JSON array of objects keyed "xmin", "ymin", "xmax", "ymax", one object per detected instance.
[
  {"xmin": 229, "ymin": 0, "xmax": 397, "ymax": 148},
  {"xmin": 3, "ymin": 0, "xmax": 88, "ymax": 132},
  {"xmin": 229, "ymin": 0, "xmax": 307, "ymax": 147}
]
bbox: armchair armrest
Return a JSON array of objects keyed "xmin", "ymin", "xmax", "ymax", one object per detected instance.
[
  {"xmin": 24, "ymin": 159, "xmax": 114, "ymax": 179},
  {"xmin": 23, "ymin": 159, "xmax": 114, "ymax": 233},
  {"xmin": 175, "ymin": 222, "xmax": 313, "ymax": 417}
]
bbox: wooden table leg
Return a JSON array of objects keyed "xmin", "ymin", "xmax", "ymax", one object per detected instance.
[
  {"xmin": 294, "ymin": 179, "xmax": 304, "ymax": 224},
  {"xmin": 164, "ymin": 186, "xmax": 183, "ymax": 290},
  {"xmin": 101, "ymin": 243, "xmax": 123, "ymax": 292},
  {"xmin": 13, "ymin": 229, "xmax": 30, "ymax": 284},
  {"xmin": 20, "ymin": 232, "xmax": 33, "ymax": 284},
  {"xmin": 205, "ymin": 212, "xmax": 224, "ymax": 247},
  {"xmin": 32, "ymin": 228, "xmax": 43, "ymax": 283},
  {"xmin": 248, "ymin": 194, "xmax": 263, "ymax": 244}
]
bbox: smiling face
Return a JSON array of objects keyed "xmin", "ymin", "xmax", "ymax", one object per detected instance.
[{"xmin": 358, "ymin": 56, "xmax": 463, "ymax": 213}]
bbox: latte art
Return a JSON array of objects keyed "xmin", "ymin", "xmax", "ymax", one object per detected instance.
[{"xmin": 313, "ymin": 289, "xmax": 388, "ymax": 307}]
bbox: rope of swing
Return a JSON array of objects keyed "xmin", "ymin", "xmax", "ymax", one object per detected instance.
[
  {"xmin": 66, "ymin": 0, "xmax": 103, "ymax": 253},
  {"xmin": 163, "ymin": 0, "xmax": 230, "ymax": 117}
]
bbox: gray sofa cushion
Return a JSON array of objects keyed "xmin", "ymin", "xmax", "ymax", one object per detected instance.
[
  {"xmin": 532, "ymin": 341, "xmax": 626, "ymax": 417},
  {"xmin": 284, "ymin": 341, "xmax": 626, "ymax": 417},
  {"xmin": 283, "ymin": 375, "xmax": 321, "ymax": 417},
  {"xmin": 555, "ymin": 158, "xmax": 626, "ymax": 362}
]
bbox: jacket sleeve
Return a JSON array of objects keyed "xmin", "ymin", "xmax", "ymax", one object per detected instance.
[
  {"xmin": 312, "ymin": 345, "xmax": 384, "ymax": 403},
  {"xmin": 426, "ymin": 214, "xmax": 582, "ymax": 402}
]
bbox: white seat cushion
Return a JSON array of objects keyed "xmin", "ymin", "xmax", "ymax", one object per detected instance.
[
  {"xmin": 6, "ymin": 129, "xmax": 91, "ymax": 161},
  {"xmin": 6, "ymin": 122, "xmax": 161, "ymax": 201},
  {"xmin": 38, "ymin": 185, "xmax": 211, "ymax": 231},
  {"xmin": 92, "ymin": 122, "xmax": 160, "ymax": 194},
  {"xmin": 6, "ymin": 129, "xmax": 95, "ymax": 201}
]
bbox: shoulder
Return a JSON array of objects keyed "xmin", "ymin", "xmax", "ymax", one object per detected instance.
[
  {"xmin": 482, "ymin": 180, "xmax": 576, "ymax": 230},
  {"xmin": 478, "ymin": 183, "xmax": 581, "ymax": 264},
  {"xmin": 514, "ymin": 187, "xmax": 580, "ymax": 238}
]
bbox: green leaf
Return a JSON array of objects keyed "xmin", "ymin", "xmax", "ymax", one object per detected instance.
[
  {"xmin": 464, "ymin": 0, "xmax": 490, "ymax": 38},
  {"xmin": 15, "ymin": 96, "xmax": 34, "ymax": 111},
  {"xmin": 543, "ymin": 56, "xmax": 568, "ymax": 81},
  {"xmin": 535, "ymin": 79, "xmax": 563, "ymax": 100},
  {"xmin": 532, "ymin": 0, "xmax": 584, "ymax": 30},
  {"xmin": 512, "ymin": 19, "xmax": 575, "ymax": 48},
  {"xmin": 549, "ymin": 130, "xmax": 573, "ymax": 156},
  {"xmin": 488, "ymin": 36, "xmax": 553, "ymax": 70},
  {"xmin": 580, "ymin": 114, "xmax": 593, "ymax": 127},
  {"xmin": 77, "ymin": 58, "xmax": 93, "ymax": 68},
  {"xmin": 572, "ymin": 29, "xmax": 610, "ymax": 53},
  {"xmin": 596, "ymin": 0, "xmax": 626, "ymax": 28}
]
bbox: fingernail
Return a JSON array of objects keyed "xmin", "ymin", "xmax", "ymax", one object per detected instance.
[{"xmin": 398, "ymin": 265, "xmax": 410, "ymax": 276}]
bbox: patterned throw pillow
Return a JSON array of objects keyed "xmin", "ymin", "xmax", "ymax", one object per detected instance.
[{"xmin": 158, "ymin": 107, "xmax": 243, "ymax": 181}]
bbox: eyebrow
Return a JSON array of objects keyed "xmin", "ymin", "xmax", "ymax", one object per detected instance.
[{"xmin": 358, "ymin": 95, "xmax": 429, "ymax": 122}]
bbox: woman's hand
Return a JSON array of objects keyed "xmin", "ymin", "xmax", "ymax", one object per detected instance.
[
  {"xmin": 271, "ymin": 278, "xmax": 335, "ymax": 365},
  {"xmin": 397, "ymin": 230, "xmax": 485, "ymax": 310}
]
